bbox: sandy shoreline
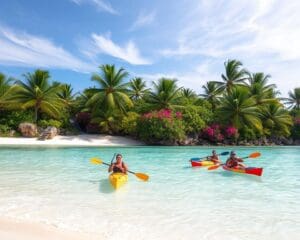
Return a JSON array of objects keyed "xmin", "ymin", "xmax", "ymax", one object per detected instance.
[
  {"xmin": 0, "ymin": 217, "xmax": 97, "ymax": 240},
  {"xmin": 0, "ymin": 134, "xmax": 144, "ymax": 147}
]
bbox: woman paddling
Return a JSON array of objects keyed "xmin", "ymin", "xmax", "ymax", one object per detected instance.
[
  {"xmin": 108, "ymin": 154, "xmax": 128, "ymax": 174},
  {"xmin": 207, "ymin": 150, "xmax": 221, "ymax": 164},
  {"xmin": 225, "ymin": 151, "xmax": 246, "ymax": 169}
]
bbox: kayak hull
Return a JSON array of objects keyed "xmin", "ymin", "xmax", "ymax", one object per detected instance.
[
  {"xmin": 109, "ymin": 173, "xmax": 128, "ymax": 189},
  {"xmin": 191, "ymin": 160, "xmax": 215, "ymax": 167},
  {"xmin": 222, "ymin": 166, "xmax": 263, "ymax": 176}
]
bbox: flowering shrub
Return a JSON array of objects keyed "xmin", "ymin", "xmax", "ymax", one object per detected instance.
[
  {"xmin": 137, "ymin": 109, "xmax": 185, "ymax": 143},
  {"xmin": 202, "ymin": 124, "xmax": 238, "ymax": 142},
  {"xmin": 225, "ymin": 126, "xmax": 238, "ymax": 138}
]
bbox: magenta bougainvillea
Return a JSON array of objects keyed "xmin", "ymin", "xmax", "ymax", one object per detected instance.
[
  {"xmin": 142, "ymin": 109, "xmax": 182, "ymax": 121},
  {"xmin": 225, "ymin": 126, "xmax": 238, "ymax": 137},
  {"xmin": 202, "ymin": 124, "xmax": 238, "ymax": 142}
]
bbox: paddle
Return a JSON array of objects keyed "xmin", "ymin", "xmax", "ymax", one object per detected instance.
[
  {"xmin": 90, "ymin": 158, "xmax": 149, "ymax": 182},
  {"xmin": 207, "ymin": 152, "xmax": 261, "ymax": 171},
  {"xmin": 190, "ymin": 151, "xmax": 230, "ymax": 161}
]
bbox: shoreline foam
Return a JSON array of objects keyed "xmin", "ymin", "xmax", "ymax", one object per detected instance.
[{"xmin": 0, "ymin": 134, "xmax": 144, "ymax": 147}]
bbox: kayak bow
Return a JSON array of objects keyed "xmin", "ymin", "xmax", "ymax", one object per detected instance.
[
  {"xmin": 222, "ymin": 165, "xmax": 263, "ymax": 176},
  {"xmin": 109, "ymin": 173, "xmax": 128, "ymax": 189}
]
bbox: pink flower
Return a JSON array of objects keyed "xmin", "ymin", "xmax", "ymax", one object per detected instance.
[
  {"xmin": 225, "ymin": 126, "xmax": 237, "ymax": 137},
  {"xmin": 204, "ymin": 127, "xmax": 214, "ymax": 137},
  {"xmin": 211, "ymin": 124, "xmax": 220, "ymax": 130},
  {"xmin": 295, "ymin": 118, "xmax": 300, "ymax": 125},
  {"xmin": 216, "ymin": 133, "xmax": 224, "ymax": 141},
  {"xmin": 175, "ymin": 112, "xmax": 182, "ymax": 119}
]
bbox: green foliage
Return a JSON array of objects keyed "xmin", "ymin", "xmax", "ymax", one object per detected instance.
[
  {"xmin": 146, "ymin": 78, "xmax": 182, "ymax": 110},
  {"xmin": 9, "ymin": 69, "xmax": 65, "ymax": 122},
  {"xmin": 0, "ymin": 124, "xmax": 10, "ymax": 134},
  {"xmin": 137, "ymin": 109, "xmax": 185, "ymax": 143},
  {"xmin": 181, "ymin": 106, "xmax": 208, "ymax": 134},
  {"xmin": 38, "ymin": 119, "xmax": 62, "ymax": 128},
  {"xmin": 119, "ymin": 112, "xmax": 139, "ymax": 135},
  {"xmin": 260, "ymin": 103, "xmax": 293, "ymax": 137},
  {"xmin": 217, "ymin": 87, "xmax": 262, "ymax": 132},
  {"xmin": 239, "ymin": 126, "xmax": 258, "ymax": 140},
  {"xmin": 86, "ymin": 64, "xmax": 133, "ymax": 114},
  {"xmin": 0, "ymin": 110, "xmax": 34, "ymax": 129}
]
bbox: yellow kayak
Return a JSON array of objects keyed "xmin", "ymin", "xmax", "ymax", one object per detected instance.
[{"xmin": 109, "ymin": 173, "xmax": 128, "ymax": 189}]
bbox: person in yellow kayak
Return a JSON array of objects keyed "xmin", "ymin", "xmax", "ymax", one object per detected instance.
[
  {"xmin": 207, "ymin": 150, "xmax": 221, "ymax": 164},
  {"xmin": 225, "ymin": 151, "xmax": 246, "ymax": 169},
  {"xmin": 108, "ymin": 154, "xmax": 128, "ymax": 174}
]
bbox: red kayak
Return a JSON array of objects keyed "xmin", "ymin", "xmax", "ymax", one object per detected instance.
[{"xmin": 222, "ymin": 165, "xmax": 263, "ymax": 176}]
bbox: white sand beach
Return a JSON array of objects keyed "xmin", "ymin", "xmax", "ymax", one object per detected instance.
[
  {"xmin": 0, "ymin": 217, "xmax": 95, "ymax": 240},
  {"xmin": 0, "ymin": 134, "xmax": 144, "ymax": 147}
]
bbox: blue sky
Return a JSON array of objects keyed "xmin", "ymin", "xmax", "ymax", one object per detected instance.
[{"xmin": 0, "ymin": 0, "xmax": 299, "ymax": 96}]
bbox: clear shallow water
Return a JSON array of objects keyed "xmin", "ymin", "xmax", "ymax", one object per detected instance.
[{"xmin": 0, "ymin": 146, "xmax": 299, "ymax": 240}]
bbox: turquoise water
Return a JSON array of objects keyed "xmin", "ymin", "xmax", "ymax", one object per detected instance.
[{"xmin": 0, "ymin": 146, "xmax": 299, "ymax": 240}]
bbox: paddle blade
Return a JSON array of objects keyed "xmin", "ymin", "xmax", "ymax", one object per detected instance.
[
  {"xmin": 135, "ymin": 173, "xmax": 149, "ymax": 181},
  {"xmin": 248, "ymin": 152, "xmax": 261, "ymax": 158},
  {"xmin": 90, "ymin": 158, "xmax": 103, "ymax": 165},
  {"xmin": 220, "ymin": 151, "xmax": 230, "ymax": 156},
  {"xmin": 207, "ymin": 164, "xmax": 221, "ymax": 170}
]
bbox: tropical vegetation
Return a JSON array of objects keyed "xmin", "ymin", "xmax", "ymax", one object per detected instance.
[{"xmin": 0, "ymin": 60, "xmax": 299, "ymax": 144}]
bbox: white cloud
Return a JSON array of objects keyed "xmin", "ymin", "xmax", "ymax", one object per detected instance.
[
  {"xmin": 129, "ymin": 10, "xmax": 156, "ymax": 31},
  {"xmin": 70, "ymin": 0, "xmax": 118, "ymax": 15},
  {"xmin": 91, "ymin": 33, "xmax": 151, "ymax": 65},
  {"xmin": 159, "ymin": 0, "xmax": 300, "ymax": 96},
  {"xmin": 0, "ymin": 25, "xmax": 94, "ymax": 72}
]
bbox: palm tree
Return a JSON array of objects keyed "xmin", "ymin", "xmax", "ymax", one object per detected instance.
[
  {"xmin": 214, "ymin": 59, "xmax": 247, "ymax": 92},
  {"xmin": 86, "ymin": 64, "xmax": 133, "ymax": 114},
  {"xmin": 199, "ymin": 81, "xmax": 221, "ymax": 110},
  {"xmin": 147, "ymin": 78, "xmax": 182, "ymax": 110},
  {"xmin": 181, "ymin": 88, "xmax": 197, "ymax": 98},
  {"xmin": 57, "ymin": 84, "xmax": 78, "ymax": 108},
  {"xmin": 260, "ymin": 103, "xmax": 293, "ymax": 136},
  {"xmin": 0, "ymin": 73, "xmax": 11, "ymax": 108},
  {"xmin": 10, "ymin": 70, "xmax": 64, "ymax": 122},
  {"xmin": 283, "ymin": 88, "xmax": 300, "ymax": 110},
  {"xmin": 246, "ymin": 72, "xmax": 278, "ymax": 105},
  {"xmin": 128, "ymin": 77, "xmax": 149, "ymax": 101},
  {"xmin": 217, "ymin": 87, "xmax": 262, "ymax": 131}
]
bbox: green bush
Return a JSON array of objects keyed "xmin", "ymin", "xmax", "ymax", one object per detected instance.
[
  {"xmin": 0, "ymin": 110, "xmax": 34, "ymax": 129},
  {"xmin": 240, "ymin": 127, "xmax": 257, "ymax": 140},
  {"xmin": 0, "ymin": 124, "xmax": 10, "ymax": 134},
  {"xmin": 119, "ymin": 112, "xmax": 139, "ymax": 136},
  {"xmin": 136, "ymin": 109, "xmax": 185, "ymax": 144},
  {"xmin": 38, "ymin": 119, "xmax": 62, "ymax": 128},
  {"xmin": 181, "ymin": 106, "xmax": 207, "ymax": 134}
]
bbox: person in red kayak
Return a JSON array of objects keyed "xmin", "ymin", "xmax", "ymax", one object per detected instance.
[
  {"xmin": 108, "ymin": 154, "xmax": 128, "ymax": 174},
  {"xmin": 225, "ymin": 151, "xmax": 246, "ymax": 169},
  {"xmin": 208, "ymin": 150, "xmax": 221, "ymax": 164}
]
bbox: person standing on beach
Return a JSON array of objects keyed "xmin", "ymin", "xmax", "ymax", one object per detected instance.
[
  {"xmin": 225, "ymin": 151, "xmax": 246, "ymax": 169},
  {"xmin": 207, "ymin": 150, "xmax": 221, "ymax": 164},
  {"xmin": 108, "ymin": 154, "xmax": 128, "ymax": 174}
]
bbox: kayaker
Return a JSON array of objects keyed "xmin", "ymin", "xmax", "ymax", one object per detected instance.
[
  {"xmin": 108, "ymin": 154, "xmax": 128, "ymax": 174},
  {"xmin": 208, "ymin": 150, "xmax": 221, "ymax": 164},
  {"xmin": 225, "ymin": 151, "xmax": 246, "ymax": 169}
]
